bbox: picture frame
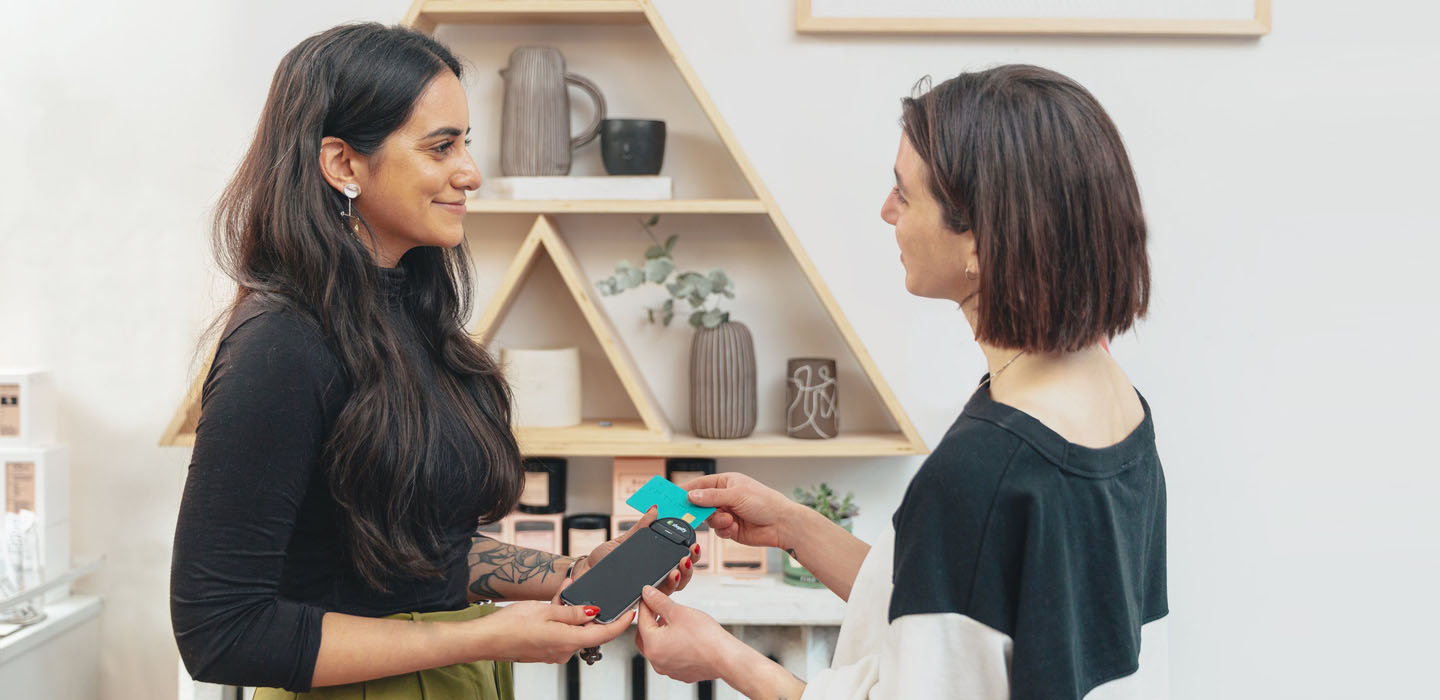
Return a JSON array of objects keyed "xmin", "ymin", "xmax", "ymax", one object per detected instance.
[{"xmin": 796, "ymin": 0, "xmax": 1271, "ymax": 37}]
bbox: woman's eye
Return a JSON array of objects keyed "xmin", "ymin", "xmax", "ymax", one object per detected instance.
[
  {"xmin": 464, "ymin": 138, "xmax": 473, "ymax": 147},
  {"xmin": 892, "ymin": 187, "xmax": 907, "ymax": 205}
]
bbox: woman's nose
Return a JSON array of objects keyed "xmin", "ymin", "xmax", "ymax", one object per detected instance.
[
  {"xmin": 880, "ymin": 193, "xmax": 899, "ymax": 225},
  {"xmin": 455, "ymin": 150, "xmax": 482, "ymax": 192}
]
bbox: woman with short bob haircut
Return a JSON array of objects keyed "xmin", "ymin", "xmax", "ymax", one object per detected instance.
[
  {"xmin": 169, "ymin": 24, "xmax": 694, "ymax": 699},
  {"xmin": 635, "ymin": 65, "xmax": 1169, "ymax": 700}
]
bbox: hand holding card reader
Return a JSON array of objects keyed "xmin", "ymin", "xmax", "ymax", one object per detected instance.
[{"xmin": 560, "ymin": 516, "xmax": 695, "ymax": 622}]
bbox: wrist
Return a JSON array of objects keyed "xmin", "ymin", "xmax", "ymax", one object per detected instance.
[
  {"xmin": 716, "ymin": 634, "xmax": 763, "ymax": 686},
  {"xmin": 777, "ymin": 502, "xmax": 818, "ymax": 555}
]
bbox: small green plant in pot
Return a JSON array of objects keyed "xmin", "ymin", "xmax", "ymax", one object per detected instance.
[
  {"xmin": 784, "ymin": 483, "xmax": 859, "ymax": 588},
  {"xmin": 597, "ymin": 216, "xmax": 757, "ymax": 439}
]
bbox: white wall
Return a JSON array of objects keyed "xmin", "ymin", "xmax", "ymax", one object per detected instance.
[{"xmin": 2, "ymin": 1, "xmax": 1436, "ymax": 698}]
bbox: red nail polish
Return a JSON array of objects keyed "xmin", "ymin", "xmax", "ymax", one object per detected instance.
[
  {"xmin": 673, "ymin": 571, "xmax": 681, "ymax": 583},
  {"xmin": 583, "ymin": 606, "xmax": 600, "ymax": 617},
  {"xmin": 632, "ymin": 610, "xmax": 639, "ymax": 623},
  {"xmin": 692, "ymin": 544, "xmax": 700, "ymax": 555},
  {"xmin": 685, "ymin": 558, "xmax": 692, "ymax": 570}
]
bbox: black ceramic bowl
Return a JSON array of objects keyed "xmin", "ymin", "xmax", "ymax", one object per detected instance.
[{"xmin": 600, "ymin": 119, "xmax": 666, "ymax": 175}]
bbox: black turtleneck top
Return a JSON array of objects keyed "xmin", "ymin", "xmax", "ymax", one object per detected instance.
[{"xmin": 171, "ymin": 267, "xmax": 488, "ymax": 692}]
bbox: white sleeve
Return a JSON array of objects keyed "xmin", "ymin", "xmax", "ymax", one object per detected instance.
[{"xmin": 802, "ymin": 612, "xmax": 1013, "ymax": 700}]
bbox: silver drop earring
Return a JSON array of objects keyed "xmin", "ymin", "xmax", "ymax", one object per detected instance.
[{"xmin": 342, "ymin": 183, "xmax": 360, "ymax": 217}]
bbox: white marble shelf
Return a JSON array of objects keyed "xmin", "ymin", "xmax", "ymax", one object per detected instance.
[
  {"xmin": 670, "ymin": 573, "xmax": 845, "ymax": 626},
  {"xmin": 0, "ymin": 595, "xmax": 102, "ymax": 664}
]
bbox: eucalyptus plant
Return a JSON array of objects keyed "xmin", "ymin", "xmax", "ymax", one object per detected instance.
[
  {"xmin": 595, "ymin": 215, "xmax": 737, "ymax": 329},
  {"xmin": 792, "ymin": 483, "xmax": 859, "ymax": 523}
]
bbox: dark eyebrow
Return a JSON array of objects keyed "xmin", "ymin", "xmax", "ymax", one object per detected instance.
[{"xmin": 422, "ymin": 126, "xmax": 471, "ymax": 139}]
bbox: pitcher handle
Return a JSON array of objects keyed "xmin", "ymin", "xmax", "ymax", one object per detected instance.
[{"xmin": 565, "ymin": 72, "xmax": 607, "ymax": 149}]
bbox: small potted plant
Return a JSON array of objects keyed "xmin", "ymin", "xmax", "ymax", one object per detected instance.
[
  {"xmin": 597, "ymin": 216, "xmax": 756, "ymax": 439},
  {"xmin": 783, "ymin": 483, "xmax": 859, "ymax": 588}
]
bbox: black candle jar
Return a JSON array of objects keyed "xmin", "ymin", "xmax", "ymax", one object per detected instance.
[
  {"xmin": 563, "ymin": 513, "xmax": 612, "ymax": 557},
  {"xmin": 666, "ymin": 457, "xmax": 715, "ymax": 488},
  {"xmin": 600, "ymin": 119, "xmax": 666, "ymax": 175},
  {"xmin": 519, "ymin": 457, "xmax": 567, "ymax": 514}
]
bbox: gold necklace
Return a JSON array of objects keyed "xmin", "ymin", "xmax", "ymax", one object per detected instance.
[{"xmin": 979, "ymin": 350, "xmax": 1024, "ymax": 390}]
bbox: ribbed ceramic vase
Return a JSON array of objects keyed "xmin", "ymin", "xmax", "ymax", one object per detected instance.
[{"xmin": 689, "ymin": 321, "xmax": 757, "ymax": 439}]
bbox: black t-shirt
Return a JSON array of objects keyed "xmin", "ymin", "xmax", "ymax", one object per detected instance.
[
  {"xmin": 171, "ymin": 268, "xmax": 488, "ymax": 692},
  {"xmin": 889, "ymin": 381, "xmax": 1168, "ymax": 699}
]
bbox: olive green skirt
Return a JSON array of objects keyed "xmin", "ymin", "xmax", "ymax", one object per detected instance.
[{"xmin": 253, "ymin": 603, "xmax": 514, "ymax": 700}]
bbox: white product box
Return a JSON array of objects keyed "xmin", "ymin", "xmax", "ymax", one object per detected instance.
[
  {"xmin": 2, "ymin": 446, "xmax": 71, "ymax": 601},
  {"xmin": 477, "ymin": 176, "xmax": 672, "ymax": 201},
  {"xmin": 0, "ymin": 370, "xmax": 58, "ymax": 447}
]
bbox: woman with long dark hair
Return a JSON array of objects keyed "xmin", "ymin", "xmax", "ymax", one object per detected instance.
[
  {"xmin": 170, "ymin": 24, "xmax": 694, "ymax": 698},
  {"xmin": 634, "ymin": 65, "xmax": 1168, "ymax": 700}
]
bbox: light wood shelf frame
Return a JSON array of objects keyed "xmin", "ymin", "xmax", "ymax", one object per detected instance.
[
  {"xmin": 473, "ymin": 215, "xmax": 671, "ymax": 441},
  {"xmin": 162, "ymin": 0, "xmax": 928, "ymax": 458},
  {"xmin": 466, "ymin": 199, "xmax": 767, "ymax": 215},
  {"xmin": 795, "ymin": 0, "xmax": 1271, "ymax": 37}
]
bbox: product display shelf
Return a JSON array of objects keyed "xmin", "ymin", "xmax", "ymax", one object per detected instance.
[
  {"xmin": 404, "ymin": 0, "xmax": 648, "ymax": 32},
  {"xmin": 465, "ymin": 198, "xmax": 768, "ymax": 215},
  {"xmin": 515, "ymin": 420, "xmax": 922, "ymax": 458},
  {"xmin": 159, "ymin": 0, "xmax": 928, "ymax": 456}
]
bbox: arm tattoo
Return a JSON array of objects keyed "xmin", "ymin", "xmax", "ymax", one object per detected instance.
[{"xmin": 467, "ymin": 534, "xmax": 566, "ymax": 601}]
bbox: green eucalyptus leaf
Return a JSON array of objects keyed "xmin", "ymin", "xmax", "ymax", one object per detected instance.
[
  {"xmin": 646, "ymin": 308, "xmax": 655, "ymax": 323},
  {"xmin": 663, "ymin": 298, "xmax": 674, "ymax": 312},
  {"xmin": 702, "ymin": 309, "xmax": 724, "ymax": 328},
  {"xmin": 721, "ymin": 311, "xmax": 731, "ymax": 323},
  {"xmin": 644, "ymin": 257, "xmax": 674, "ymax": 284},
  {"xmin": 645, "ymin": 214, "xmax": 661, "ymax": 228},
  {"xmin": 688, "ymin": 310, "xmax": 705, "ymax": 328},
  {"xmin": 687, "ymin": 292, "xmax": 706, "ymax": 308},
  {"xmin": 662, "ymin": 309, "xmax": 675, "ymax": 326},
  {"xmin": 622, "ymin": 266, "xmax": 645, "ymax": 289},
  {"xmin": 644, "ymin": 245, "xmax": 666, "ymax": 260},
  {"xmin": 664, "ymin": 234, "xmax": 678, "ymax": 253},
  {"xmin": 692, "ymin": 275, "xmax": 713, "ymax": 297}
]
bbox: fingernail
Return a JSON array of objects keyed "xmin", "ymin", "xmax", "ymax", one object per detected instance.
[
  {"xmin": 673, "ymin": 571, "xmax": 681, "ymax": 583},
  {"xmin": 632, "ymin": 610, "xmax": 639, "ymax": 623},
  {"xmin": 684, "ymin": 558, "xmax": 692, "ymax": 570},
  {"xmin": 583, "ymin": 606, "xmax": 600, "ymax": 617},
  {"xmin": 692, "ymin": 544, "xmax": 700, "ymax": 555}
]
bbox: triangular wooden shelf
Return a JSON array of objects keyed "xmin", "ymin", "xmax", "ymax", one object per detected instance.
[
  {"xmin": 162, "ymin": 0, "xmax": 927, "ymax": 456},
  {"xmin": 477, "ymin": 214, "xmax": 671, "ymax": 445}
]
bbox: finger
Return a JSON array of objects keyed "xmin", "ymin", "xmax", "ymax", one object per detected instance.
[
  {"xmin": 713, "ymin": 523, "xmax": 741, "ymax": 541},
  {"xmin": 655, "ymin": 567, "xmax": 683, "ymax": 595},
  {"xmin": 552, "ymin": 600, "xmax": 601, "ymax": 625},
  {"xmin": 690, "ymin": 541, "xmax": 702, "ymax": 565},
  {"xmin": 686, "ymin": 485, "xmax": 743, "ymax": 510},
  {"xmin": 550, "ymin": 577, "xmax": 572, "ymax": 605},
  {"xmin": 680, "ymin": 473, "xmax": 730, "ymax": 492},
  {"xmin": 640, "ymin": 585, "xmax": 675, "ymax": 621},
  {"xmin": 617, "ymin": 506, "xmax": 658, "ymax": 543},
  {"xmin": 636, "ymin": 601, "xmax": 662, "ymax": 633},
  {"xmin": 708, "ymin": 511, "xmax": 736, "ymax": 531},
  {"xmin": 577, "ymin": 606, "xmax": 638, "ymax": 646},
  {"xmin": 674, "ymin": 556, "xmax": 694, "ymax": 592}
]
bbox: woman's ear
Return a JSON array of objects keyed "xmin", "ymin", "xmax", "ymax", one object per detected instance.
[
  {"xmin": 318, "ymin": 137, "xmax": 367, "ymax": 194},
  {"xmin": 956, "ymin": 229, "xmax": 980, "ymax": 276}
]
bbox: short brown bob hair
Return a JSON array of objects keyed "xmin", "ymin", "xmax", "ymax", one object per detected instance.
[{"xmin": 902, "ymin": 64, "xmax": 1150, "ymax": 353}]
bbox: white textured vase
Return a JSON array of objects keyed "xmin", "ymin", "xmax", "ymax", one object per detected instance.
[{"xmin": 501, "ymin": 347, "xmax": 582, "ymax": 428}]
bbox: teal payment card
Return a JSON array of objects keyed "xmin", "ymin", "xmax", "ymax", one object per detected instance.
[{"xmin": 625, "ymin": 475, "xmax": 716, "ymax": 526}]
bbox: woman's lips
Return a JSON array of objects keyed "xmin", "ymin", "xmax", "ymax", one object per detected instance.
[{"xmin": 434, "ymin": 200, "xmax": 467, "ymax": 215}]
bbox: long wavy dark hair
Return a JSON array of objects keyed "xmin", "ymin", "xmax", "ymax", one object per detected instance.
[{"xmin": 211, "ymin": 23, "xmax": 522, "ymax": 591}]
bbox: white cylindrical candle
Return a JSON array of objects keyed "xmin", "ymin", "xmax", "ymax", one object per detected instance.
[{"xmin": 501, "ymin": 347, "xmax": 583, "ymax": 428}]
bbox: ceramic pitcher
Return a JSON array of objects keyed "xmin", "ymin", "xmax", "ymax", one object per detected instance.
[{"xmin": 499, "ymin": 46, "xmax": 607, "ymax": 176}]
